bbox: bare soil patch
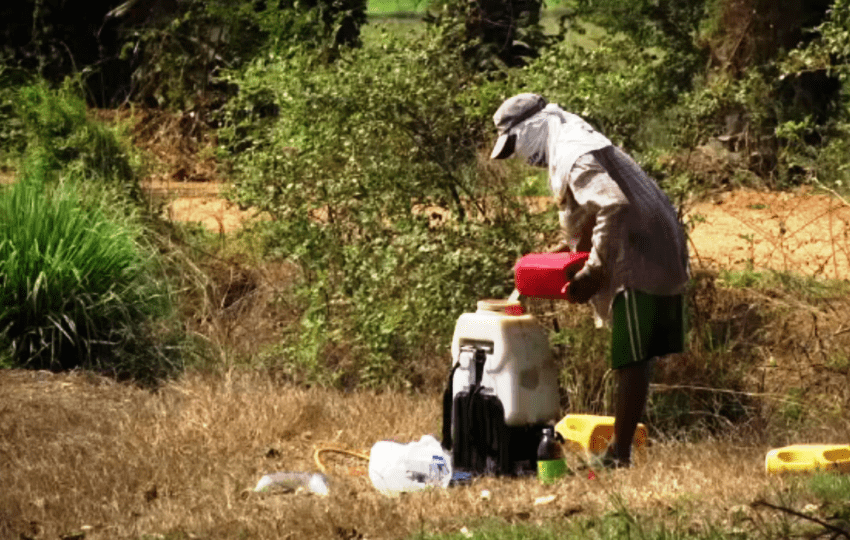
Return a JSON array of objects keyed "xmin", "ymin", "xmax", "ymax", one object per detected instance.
[
  {"xmin": 687, "ymin": 188, "xmax": 850, "ymax": 279},
  {"xmin": 143, "ymin": 177, "xmax": 263, "ymax": 234},
  {"xmin": 155, "ymin": 179, "xmax": 850, "ymax": 281},
  {"xmin": 126, "ymin": 108, "xmax": 266, "ymax": 235}
]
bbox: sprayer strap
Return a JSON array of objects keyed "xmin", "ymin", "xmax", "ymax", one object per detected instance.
[{"xmin": 441, "ymin": 362, "xmax": 460, "ymax": 450}]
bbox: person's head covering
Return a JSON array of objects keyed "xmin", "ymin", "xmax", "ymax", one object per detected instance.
[{"xmin": 490, "ymin": 93, "xmax": 548, "ymax": 161}]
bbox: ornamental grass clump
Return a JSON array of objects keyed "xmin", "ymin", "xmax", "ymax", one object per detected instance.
[{"xmin": 0, "ymin": 171, "xmax": 171, "ymax": 380}]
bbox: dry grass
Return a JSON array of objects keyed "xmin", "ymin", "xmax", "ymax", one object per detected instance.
[{"xmin": 1, "ymin": 368, "xmax": 833, "ymax": 540}]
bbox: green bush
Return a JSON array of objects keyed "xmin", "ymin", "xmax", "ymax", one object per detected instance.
[
  {"xmin": 118, "ymin": 0, "xmax": 367, "ymax": 110},
  {"xmin": 775, "ymin": 0, "xmax": 850, "ymax": 192},
  {"xmin": 647, "ymin": 0, "xmax": 850, "ymax": 192},
  {"xmin": 517, "ymin": 32, "xmax": 681, "ymax": 153},
  {"xmin": 0, "ymin": 66, "xmax": 30, "ymax": 166},
  {"xmin": 568, "ymin": 0, "xmax": 709, "ymax": 90},
  {"xmin": 218, "ymin": 35, "xmax": 551, "ymax": 388},
  {"xmin": 1, "ymin": 0, "xmax": 367, "ymax": 108},
  {"xmin": 14, "ymin": 82, "xmax": 143, "ymax": 203},
  {"xmin": 425, "ymin": 0, "xmax": 549, "ymax": 71}
]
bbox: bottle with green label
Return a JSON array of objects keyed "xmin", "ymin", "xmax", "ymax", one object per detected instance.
[{"xmin": 537, "ymin": 426, "xmax": 568, "ymax": 483}]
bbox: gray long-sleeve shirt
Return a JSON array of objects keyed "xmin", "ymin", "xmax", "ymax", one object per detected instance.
[{"xmin": 545, "ymin": 108, "xmax": 690, "ymax": 325}]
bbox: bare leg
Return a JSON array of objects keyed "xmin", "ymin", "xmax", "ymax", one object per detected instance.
[{"xmin": 609, "ymin": 358, "xmax": 655, "ymax": 465}]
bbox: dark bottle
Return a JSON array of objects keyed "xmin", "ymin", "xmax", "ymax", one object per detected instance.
[{"xmin": 537, "ymin": 426, "xmax": 567, "ymax": 483}]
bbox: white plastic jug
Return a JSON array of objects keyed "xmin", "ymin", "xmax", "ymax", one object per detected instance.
[{"xmin": 450, "ymin": 299, "xmax": 560, "ymax": 427}]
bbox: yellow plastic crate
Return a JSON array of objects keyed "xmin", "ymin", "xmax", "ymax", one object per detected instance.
[
  {"xmin": 554, "ymin": 414, "xmax": 647, "ymax": 457},
  {"xmin": 765, "ymin": 444, "xmax": 850, "ymax": 474}
]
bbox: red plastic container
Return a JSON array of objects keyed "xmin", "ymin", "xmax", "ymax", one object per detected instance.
[{"xmin": 514, "ymin": 252, "xmax": 590, "ymax": 300}]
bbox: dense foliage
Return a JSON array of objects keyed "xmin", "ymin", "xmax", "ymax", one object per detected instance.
[
  {"xmin": 217, "ymin": 35, "xmax": 552, "ymax": 386},
  {"xmin": 0, "ymin": 0, "xmax": 367, "ymax": 108},
  {"xmin": 14, "ymin": 82, "xmax": 143, "ymax": 201},
  {"xmin": 542, "ymin": 0, "xmax": 850, "ymax": 192},
  {"xmin": 567, "ymin": 0, "xmax": 709, "ymax": 91},
  {"xmin": 425, "ymin": 0, "xmax": 549, "ymax": 71}
]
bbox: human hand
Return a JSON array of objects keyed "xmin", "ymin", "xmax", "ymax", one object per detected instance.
[{"xmin": 566, "ymin": 265, "xmax": 604, "ymax": 304}]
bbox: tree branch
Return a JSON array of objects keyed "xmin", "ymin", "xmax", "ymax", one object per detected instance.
[{"xmin": 750, "ymin": 499, "xmax": 850, "ymax": 539}]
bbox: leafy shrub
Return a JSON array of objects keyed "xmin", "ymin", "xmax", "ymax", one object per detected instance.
[
  {"xmin": 774, "ymin": 0, "xmax": 850, "ymax": 191},
  {"xmin": 14, "ymin": 82, "xmax": 143, "ymax": 203},
  {"xmin": 1, "ymin": 0, "xmax": 367, "ymax": 108},
  {"xmin": 517, "ymin": 32, "xmax": 682, "ymax": 152},
  {"xmin": 507, "ymin": 0, "xmax": 850, "ymax": 194},
  {"xmin": 218, "ymin": 35, "xmax": 551, "ymax": 388},
  {"xmin": 119, "ymin": 0, "xmax": 367, "ymax": 110},
  {"xmin": 647, "ymin": 0, "xmax": 850, "ymax": 191},
  {"xmin": 568, "ymin": 0, "xmax": 709, "ymax": 91},
  {"xmin": 0, "ymin": 65, "xmax": 30, "ymax": 166},
  {"xmin": 425, "ymin": 0, "xmax": 549, "ymax": 71}
]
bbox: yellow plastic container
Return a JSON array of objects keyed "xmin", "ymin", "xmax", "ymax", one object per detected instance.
[
  {"xmin": 765, "ymin": 444, "xmax": 850, "ymax": 475},
  {"xmin": 554, "ymin": 414, "xmax": 647, "ymax": 457}
]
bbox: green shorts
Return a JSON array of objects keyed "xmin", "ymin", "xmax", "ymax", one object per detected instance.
[{"xmin": 611, "ymin": 289, "xmax": 686, "ymax": 370}]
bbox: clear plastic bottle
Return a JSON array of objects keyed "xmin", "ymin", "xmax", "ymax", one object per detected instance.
[{"xmin": 254, "ymin": 471, "xmax": 330, "ymax": 496}]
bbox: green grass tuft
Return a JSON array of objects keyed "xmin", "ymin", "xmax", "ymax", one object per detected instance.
[
  {"xmin": 809, "ymin": 472, "xmax": 850, "ymax": 503},
  {"xmin": 719, "ymin": 267, "xmax": 850, "ymax": 302},
  {"xmin": 0, "ymin": 159, "xmax": 177, "ymax": 383}
]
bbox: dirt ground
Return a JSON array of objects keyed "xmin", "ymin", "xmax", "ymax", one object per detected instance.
[
  {"xmin": 143, "ymin": 177, "xmax": 263, "ymax": 235},
  {"xmin": 155, "ymin": 178, "xmax": 850, "ymax": 281},
  {"xmin": 687, "ymin": 188, "xmax": 850, "ymax": 280}
]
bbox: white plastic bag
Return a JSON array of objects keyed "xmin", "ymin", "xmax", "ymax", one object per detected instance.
[{"xmin": 368, "ymin": 435, "xmax": 452, "ymax": 497}]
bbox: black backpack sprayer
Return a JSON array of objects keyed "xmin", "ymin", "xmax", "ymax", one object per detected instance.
[{"xmin": 441, "ymin": 252, "xmax": 590, "ymax": 478}]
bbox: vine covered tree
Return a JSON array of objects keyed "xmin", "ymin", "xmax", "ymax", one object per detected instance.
[
  {"xmin": 0, "ymin": 0, "xmax": 368, "ymax": 107},
  {"xmin": 426, "ymin": 0, "xmax": 548, "ymax": 71}
]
